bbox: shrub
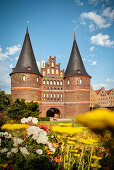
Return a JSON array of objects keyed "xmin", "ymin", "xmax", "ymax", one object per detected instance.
[
  {"xmin": 6, "ymin": 99, "xmax": 41, "ymax": 120},
  {"xmin": 38, "ymin": 117, "xmax": 50, "ymax": 121}
]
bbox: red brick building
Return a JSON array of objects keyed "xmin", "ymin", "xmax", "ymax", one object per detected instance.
[{"xmin": 10, "ymin": 27, "xmax": 91, "ymax": 118}]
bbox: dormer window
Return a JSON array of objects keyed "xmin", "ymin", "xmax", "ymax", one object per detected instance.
[
  {"xmin": 23, "ymin": 75, "xmax": 26, "ymax": 81},
  {"xmin": 28, "ymin": 66, "xmax": 31, "ymax": 71},
  {"xmin": 77, "ymin": 70, "xmax": 80, "ymax": 74}
]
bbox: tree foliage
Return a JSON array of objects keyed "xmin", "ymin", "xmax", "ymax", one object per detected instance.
[
  {"xmin": 6, "ymin": 98, "xmax": 41, "ymax": 120},
  {"xmin": 93, "ymin": 103, "xmax": 100, "ymax": 110},
  {"xmin": 0, "ymin": 90, "xmax": 11, "ymax": 112}
]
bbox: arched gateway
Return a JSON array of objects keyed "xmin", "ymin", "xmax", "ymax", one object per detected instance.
[{"xmin": 46, "ymin": 108, "xmax": 60, "ymax": 118}]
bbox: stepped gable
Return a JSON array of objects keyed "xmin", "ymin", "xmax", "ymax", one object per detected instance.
[
  {"xmin": 11, "ymin": 26, "xmax": 41, "ymax": 76},
  {"xmin": 64, "ymin": 33, "xmax": 90, "ymax": 78}
]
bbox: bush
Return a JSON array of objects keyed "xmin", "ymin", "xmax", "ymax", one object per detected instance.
[
  {"xmin": 38, "ymin": 117, "xmax": 50, "ymax": 121},
  {"xmin": 0, "ymin": 90, "xmax": 11, "ymax": 112},
  {"xmin": 6, "ymin": 99, "xmax": 41, "ymax": 120}
]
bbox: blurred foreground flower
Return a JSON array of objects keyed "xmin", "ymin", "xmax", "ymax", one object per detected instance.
[
  {"xmin": 1, "ymin": 124, "xmax": 30, "ymax": 130},
  {"xmin": 52, "ymin": 126, "xmax": 82, "ymax": 135},
  {"xmin": 75, "ymin": 109, "xmax": 114, "ymax": 132}
]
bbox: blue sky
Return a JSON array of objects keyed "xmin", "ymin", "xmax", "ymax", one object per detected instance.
[{"xmin": 0, "ymin": 0, "xmax": 114, "ymax": 94}]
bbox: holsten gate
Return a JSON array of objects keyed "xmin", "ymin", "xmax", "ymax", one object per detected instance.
[{"xmin": 10, "ymin": 27, "xmax": 91, "ymax": 118}]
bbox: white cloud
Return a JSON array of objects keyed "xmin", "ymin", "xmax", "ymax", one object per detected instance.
[
  {"xmin": 88, "ymin": 0, "xmax": 109, "ymax": 6},
  {"xmin": 0, "ymin": 47, "xmax": 9, "ymax": 60},
  {"xmin": 9, "ymin": 64, "xmax": 14, "ymax": 69},
  {"xmin": 81, "ymin": 12, "xmax": 111, "ymax": 29},
  {"xmin": 91, "ymin": 61, "xmax": 97, "ymax": 65},
  {"xmin": 106, "ymin": 78, "xmax": 114, "ymax": 82},
  {"xmin": 90, "ymin": 46, "xmax": 95, "ymax": 51},
  {"xmin": 6, "ymin": 44, "xmax": 21, "ymax": 55},
  {"xmin": 89, "ymin": 23, "xmax": 95, "ymax": 31},
  {"xmin": 90, "ymin": 33, "xmax": 114, "ymax": 47},
  {"xmin": 93, "ymin": 83, "xmax": 109, "ymax": 90},
  {"xmin": 102, "ymin": 7, "xmax": 114, "ymax": 20},
  {"xmin": 75, "ymin": 0, "xmax": 83, "ymax": 6}
]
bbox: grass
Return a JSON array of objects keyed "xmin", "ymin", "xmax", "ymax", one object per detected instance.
[{"xmin": 47, "ymin": 120, "xmax": 83, "ymax": 127}]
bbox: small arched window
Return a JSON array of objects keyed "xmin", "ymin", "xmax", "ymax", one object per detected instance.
[
  {"xmin": 47, "ymin": 80, "xmax": 49, "ymax": 85},
  {"xmin": 80, "ymin": 78, "xmax": 82, "ymax": 85},
  {"xmin": 67, "ymin": 80, "xmax": 70, "ymax": 85},
  {"xmin": 50, "ymin": 93, "xmax": 52, "ymax": 98},
  {"xmin": 47, "ymin": 68, "xmax": 49, "ymax": 74},
  {"xmin": 43, "ymin": 80, "xmax": 46, "ymax": 85},
  {"xmin": 50, "ymin": 80, "xmax": 53, "ymax": 85},
  {"xmin": 43, "ymin": 71, "xmax": 45, "ymax": 76},
  {"xmin": 54, "ymin": 94, "xmax": 56, "ymax": 98},
  {"xmin": 57, "ymin": 80, "xmax": 59, "ymax": 85},
  {"xmin": 37, "ymin": 77, "xmax": 39, "ymax": 82},
  {"xmin": 52, "ymin": 62, "xmax": 54, "ymax": 67},
  {"xmin": 60, "ymin": 81, "xmax": 63, "ymax": 85},
  {"xmin": 23, "ymin": 75, "xmax": 26, "ymax": 81},
  {"xmin": 54, "ymin": 80, "xmax": 56, "ymax": 85},
  {"xmin": 56, "ymin": 69, "xmax": 58, "ymax": 74},
  {"xmin": 52, "ymin": 69, "xmax": 54, "ymax": 75}
]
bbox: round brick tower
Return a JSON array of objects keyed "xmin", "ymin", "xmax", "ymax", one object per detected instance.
[
  {"xmin": 10, "ymin": 26, "xmax": 42, "ymax": 103},
  {"xmin": 64, "ymin": 33, "xmax": 91, "ymax": 118}
]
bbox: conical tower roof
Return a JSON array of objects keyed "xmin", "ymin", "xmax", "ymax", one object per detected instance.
[
  {"xmin": 11, "ymin": 26, "xmax": 41, "ymax": 76},
  {"xmin": 64, "ymin": 33, "xmax": 90, "ymax": 78}
]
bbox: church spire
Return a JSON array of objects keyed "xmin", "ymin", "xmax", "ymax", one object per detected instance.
[
  {"xmin": 26, "ymin": 24, "xmax": 28, "ymax": 34},
  {"xmin": 74, "ymin": 32, "xmax": 75, "ymax": 41},
  {"xmin": 64, "ymin": 33, "xmax": 90, "ymax": 78},
  {"xmin": 11, "ymin": 26, "xmax": 41, "ymax": 76}
]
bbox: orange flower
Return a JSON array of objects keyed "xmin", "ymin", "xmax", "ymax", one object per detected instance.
[
  {"xmin": 54, "ymin": 157, "xmax": 60, "ymax": 163},
  {"xmin": 46, "ymin": 149, "xmax": 52, "ymax": 155}
]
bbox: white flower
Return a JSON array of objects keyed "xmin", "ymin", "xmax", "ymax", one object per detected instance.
[
  {"xmin": 36, "ymin": 149, "xmax": 43, "ymax": 155},
  {"xmin": 0, "ymin": 132, "xmax": 12, "ymax": 138},
  {"xmin": 32, "ymin": 117, "xmax": 38, "ymax": 124},
  {"xmin": 21, "ymin": 117, "xmax": 27, "ymax": 123},
  {"xmin": 27, "ymin": 117, "xmax": 32, "ymax": 122},
  {"xmin": 7, "ymin": 151, "xmax": 12, "ymax": 158},
  {"xmin": 11, "ymin": 148, "xmax": 18, "ymax": 153},
  {"xmin": 13, "ymin": 138, "xmax": 24, "ymax": 147},
  {"xmin": 47, "ymin": 142, "xmax": 56, "ymax": 154},
  {"xmin": 0, "ymin": 148, "xmax": 8, "ymax": 153},
  {"xmin": 20, "ymin": 147, "xmax": 30, "ymax": 155}
]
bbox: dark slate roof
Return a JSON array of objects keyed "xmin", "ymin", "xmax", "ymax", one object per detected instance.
[
  {"xmin": 11, "ymin": 26, "xmax": 42, "ymax": 76},
  {"xmin": 64, "ymin": 33, "xmax": 90, "ymax": 78}
]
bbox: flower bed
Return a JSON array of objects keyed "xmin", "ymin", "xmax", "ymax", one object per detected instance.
[{"xmin": 0, "ymin": 109, "xmax": 113, "ymax": 169}]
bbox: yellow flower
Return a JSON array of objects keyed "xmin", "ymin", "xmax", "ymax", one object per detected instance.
[
  {"xmin": 73, "ymin": 154, "xmax": 80, "ymax": 157},
  {"xmin": 70, "ymin": 149, "xmax": 78, "ymax": 153},
  {"xmin": 52, "ymin": 126, "xmax": 82, "ymax": 135},
  {"xmin": 91, "ymin": 156, "xmax": 102, "ymax": 160},
  {"xmin": 67, "ymin": 137, "xmax": 77, "ymax": 141},
  {"xmin": 75, "ymin": 109, "xmax": 114, "ymax": 130},
  {"xmin": 79, "ymin": 138, "xmax": 98, "ymax": 145},
  {"xmin": 0, "ymin": 163, "xmax": 8, "ymax": 168},
  {"xmin": 1, "ymin": 124, "xmax": 30, "ymax": 130},
  {"xmin": 67, "ymin": 141, "xmax": 75, "ymax": 145},
  {"xmin": 58, "ymin": 123, "xmax": 73, "ymax": 127},
  {"xmin": 91, "ymin": 163, "xmax": 102, "ymax": 168}
]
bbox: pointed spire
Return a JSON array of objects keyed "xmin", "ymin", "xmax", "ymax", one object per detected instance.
[
  {"xmin": 74, "ymin": 32, "xmax": 76, "ymax": 41},
  {"xmin": 11, "ymin": 27, "xmax": 42, "ymax": 76},
  {"xmin": 64, "ymin": 34, "xmax": 90, "ymax": 78},
  {"xmin": 26, "ymin": 24, "xmax": 28, "ymax": 34}
]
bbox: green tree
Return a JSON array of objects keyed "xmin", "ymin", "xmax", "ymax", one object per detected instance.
[
  {"xmin": 0, "ymin": 90, "xmax": 11, "ymax": 112},
  {"xmin": 6, "ymin": 98, "xmax": 41, "ymax": 120}
]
